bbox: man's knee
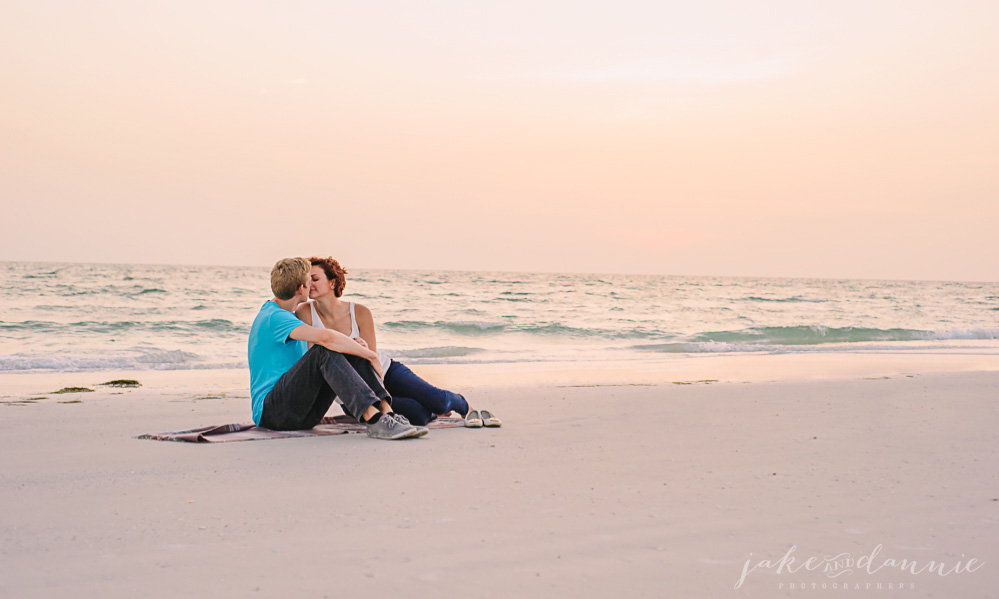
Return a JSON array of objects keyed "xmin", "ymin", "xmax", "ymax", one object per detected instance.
[
  {"xmin": 311, "ymin": 344, "xmax": 344, "ymax": 362},
  {"xmin": 311, "ymin": 345, "xmax": 355, "ymax": 376}
]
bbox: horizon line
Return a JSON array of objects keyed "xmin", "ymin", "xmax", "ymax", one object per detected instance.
[{"xmin": 2, "ymin": 258, "xmax": 995, "ymax": 285}]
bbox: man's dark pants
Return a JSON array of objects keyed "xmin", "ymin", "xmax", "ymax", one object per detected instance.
[{"xmin": 260, "ymin": 345, "xmax": 391, "ymax": 430}]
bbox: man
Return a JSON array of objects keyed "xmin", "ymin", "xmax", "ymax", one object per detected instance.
[{"xmin": 247, "ymin": 257, "xmax": 426, "ymax": 440}]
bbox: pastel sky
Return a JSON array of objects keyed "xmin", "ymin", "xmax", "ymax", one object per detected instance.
[{"xmin": 2, "ymin": 1, "xmax": 996, "ymax": 280}]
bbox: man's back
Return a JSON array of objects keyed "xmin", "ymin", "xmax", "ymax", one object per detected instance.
[{"xmin": 248, "ymin": 300, "xmax": 306, "ymax": 425}]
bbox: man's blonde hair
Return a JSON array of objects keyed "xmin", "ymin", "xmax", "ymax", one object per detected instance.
[{"xmin": 270, "ymin": 257, "xmax": 310, "ymax": 300}]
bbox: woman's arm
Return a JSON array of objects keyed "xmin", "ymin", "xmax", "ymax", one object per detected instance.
[{"xmin": 354, "ymin": 303, "xmax": 379, "ymax": 353}]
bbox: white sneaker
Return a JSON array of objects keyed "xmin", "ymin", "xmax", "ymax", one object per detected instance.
[
  {"xmin": 391, "ymin": 413, "xmax": 428, "ymax": 438},
  {"xmin": 365, "ymin": 414, "xmax": 421, "ymax": 440}
]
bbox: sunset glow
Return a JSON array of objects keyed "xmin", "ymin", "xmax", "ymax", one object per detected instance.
[{"xmin": 2, "ymin": 0, "xmax": 996, "ymax": 280}]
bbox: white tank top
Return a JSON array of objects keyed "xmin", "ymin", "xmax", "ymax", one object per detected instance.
[{"xmin": 308, "ymin": 300, "xmax": 391, "ymax": 370}]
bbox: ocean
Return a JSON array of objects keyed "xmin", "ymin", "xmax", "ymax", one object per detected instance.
[{"xmin": 1, "ymin": 261, "xmax": 997, "ymax": 374}]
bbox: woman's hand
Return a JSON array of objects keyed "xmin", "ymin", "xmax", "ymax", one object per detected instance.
[
  {"xmin": 353, "ymin": 337, "xmax": 383, "ymax": 377},
  {"xmin": 369, "ymin": 356, "xmax": 384, "ymax": 379}
]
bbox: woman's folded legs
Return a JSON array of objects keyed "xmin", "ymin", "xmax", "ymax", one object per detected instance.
[
  {"xmin": 383, "ymin": 360, "xmax": 469, "ymax": 422},
  {"xmin": 390, "ymin": 396, "xmax": 434, "ymax": 427}
]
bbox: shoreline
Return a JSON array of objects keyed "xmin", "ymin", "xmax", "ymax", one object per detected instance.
[{"xmin": 3, "ymin": 350, "xmax": 999, "ymax": 399}]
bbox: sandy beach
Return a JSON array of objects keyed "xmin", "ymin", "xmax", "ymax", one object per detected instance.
[{"xmin": 1, "ymin": 354, "xmax": 997, "ymax": 598}]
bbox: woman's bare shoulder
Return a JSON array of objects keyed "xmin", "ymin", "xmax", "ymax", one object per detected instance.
[{"xmin": 293, "ymin": 301, "xmax": 311, "ymax": 322}]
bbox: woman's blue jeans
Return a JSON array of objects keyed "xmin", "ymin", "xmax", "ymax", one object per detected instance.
[{"xmin": 383, "ymin": 360, "xmax": 467, "ymax": 426}]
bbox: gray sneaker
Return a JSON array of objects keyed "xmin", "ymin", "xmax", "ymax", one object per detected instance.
[
  {"xmin": 366, "ymin": 414, "xmax": 422, "ymax": 440},
  {"xmin": 391, "ymin": 413, "xmax": 429, "ymax": 438}
]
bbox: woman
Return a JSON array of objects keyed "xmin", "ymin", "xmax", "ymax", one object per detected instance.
[{"xmin": 295, "ymin": 256, "xmax": 484, "ymax": 427}]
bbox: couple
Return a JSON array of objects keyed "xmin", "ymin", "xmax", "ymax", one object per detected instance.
[{"xmin": 248, "ymin": 257, "xmax": 492, "ymax": 440}]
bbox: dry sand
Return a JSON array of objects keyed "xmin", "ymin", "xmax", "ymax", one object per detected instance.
[{"xmin": 1, "ymin": 354, "xmax": 997, "ymax": 598}]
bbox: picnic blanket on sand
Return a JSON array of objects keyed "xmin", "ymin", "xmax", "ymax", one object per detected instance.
[{"xmin": 138, "ymin": 415, "xmax": 465, "ymax": 443}]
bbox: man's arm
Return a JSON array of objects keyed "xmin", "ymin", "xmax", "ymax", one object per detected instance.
[{"xmin": 288, "ymin": 324, "xmax": 377, "ymax": 361}]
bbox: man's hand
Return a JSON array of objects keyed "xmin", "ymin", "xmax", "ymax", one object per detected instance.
[{"xmin": 290, "ymin": 325, "xmax": 377, "ymax": 361}]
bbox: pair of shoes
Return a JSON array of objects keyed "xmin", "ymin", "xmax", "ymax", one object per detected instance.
[
  {"xmin": 366, "ymin": 413, "xmax": 425, "ymax": 440},
  {"xmin": 465, "ymin": 410, "xmax": 502, "ymax": 428}
]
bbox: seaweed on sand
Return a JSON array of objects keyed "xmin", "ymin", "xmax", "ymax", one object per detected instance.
[{"xmin": 100, "ymin": 379, "xmax": 142, "ymax": 388}]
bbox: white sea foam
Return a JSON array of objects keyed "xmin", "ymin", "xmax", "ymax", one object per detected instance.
[
  {"xmin": 0, "ymin": 348, "xmax": 230, "ymax": 373},
  {"xmin": 912, "ymin": 327, "xmax": 999, "ymax": 340},
  {"xmin": 387, "ymin": 346, "xmax": 486, "ymax": 359}
]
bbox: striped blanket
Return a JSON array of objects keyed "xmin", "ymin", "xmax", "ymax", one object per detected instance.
[{"xmin": 138, "ymin": 415, "xmax": 464, "ymax": 443}]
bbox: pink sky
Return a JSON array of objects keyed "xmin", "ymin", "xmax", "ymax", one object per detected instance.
[{"xmin": 2, "ymin": 1, "xmax": 997, "ymax": 280}]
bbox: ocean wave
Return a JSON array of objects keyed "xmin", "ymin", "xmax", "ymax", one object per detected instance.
[
  {"xmin": 630, "ymin": 340, "xmax": 999, "ymax": 354},
  {"xmin": 0, "ymin": 348, "xmax": 211, "ymax": 372},
  {"xmin": 516, "ymin": 323, "xmax": 604, "ymax": 337},
  {"xmin": 383, "ymin": 320, "xmax": 508, "ymax": 334},
  {"xmin": 387, "ymin": 346, "xmax": 486, "ymax": 359},
  {"xmin": 909, "ymin": 327, "xmax": 999, "ymax": 340},
  {"xmin": 381, "ymin": 319, "xmax": 673, "ymax": 340},
  {"xmin": 0, "ymin": 320, "xmax": 59, "ymax": 331},
  {"xmin": 631, "ymin": 326, "xmax": 999, "ymax": 353},
  {"xmin": 687, "ymin": 325, "xmax": 999, "ymax": 345},
  {"xmin": 22, "ymin": 270, "xmax": 62, "ymax": 279},
  {"xmin": 743, "ymin": 296, "xmax": 829, "ymax": 303},
  {"xmin": 0, "ymin": 318, "xmax": 246, "ymax": 335},
  {"xmin": 147, "ymin": 319, "xmax": 244, "ymax": 333},
  {"xmin": 631, "ymin": 342, "xmax": 776, "ymax": 353}
]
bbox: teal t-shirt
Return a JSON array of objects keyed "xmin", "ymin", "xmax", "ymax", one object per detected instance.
[{"xmin": 248, "ymin": 301, "xmax": 307, "ymax": 425}]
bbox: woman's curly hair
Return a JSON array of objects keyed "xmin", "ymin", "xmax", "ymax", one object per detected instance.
[{"xmin": 308, "ymin": 256, "xmax": 348, "ymax": 297}]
